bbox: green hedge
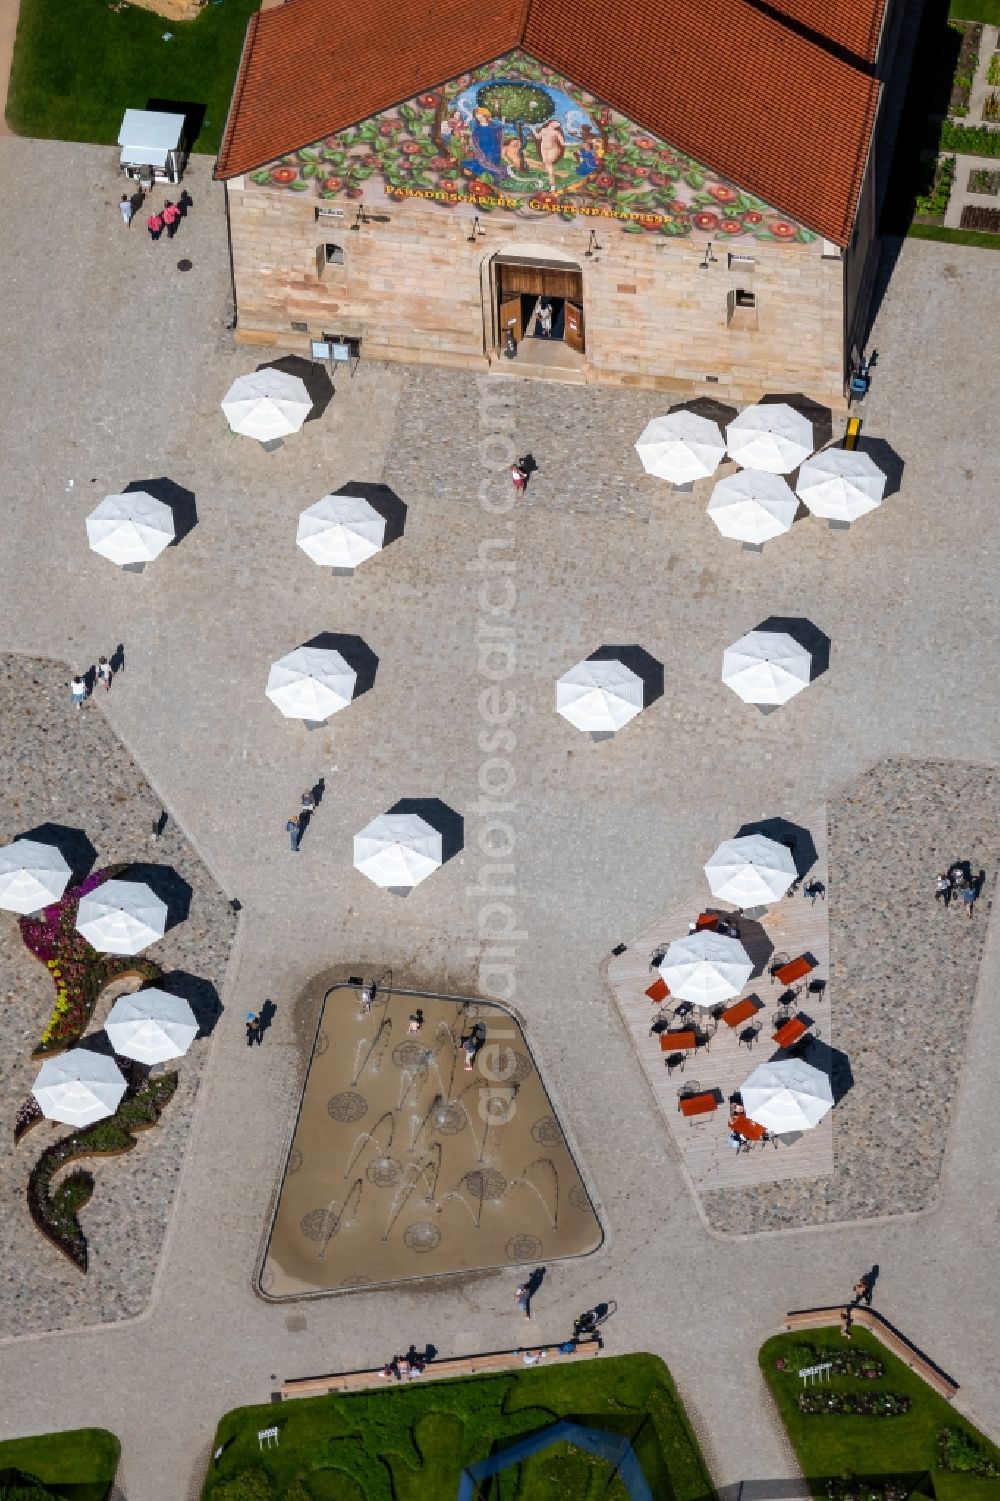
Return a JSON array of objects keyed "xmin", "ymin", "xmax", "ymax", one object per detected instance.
[{"xmin": 936, "ymin": 121, "xmax": 1000, "ymax": 155}]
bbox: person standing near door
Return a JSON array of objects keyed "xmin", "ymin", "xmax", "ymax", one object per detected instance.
[{"xmin": 538, "ymin": 300, "xmax": 553, "ymax": 338}]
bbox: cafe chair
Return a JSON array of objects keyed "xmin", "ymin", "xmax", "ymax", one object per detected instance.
[
  {"xmin": 769, "ymin": 952, "xmax": 790, "ymax": 982},
  {"xmin": 738, "ymin": 1021, "xmax": 761, "ymax": 1049},
  {"xmin": 678, "ymin": 1081, "xmax": 701, "ymax": 1102},
  {"xmin": 664, "ymin": 1052, "xmax": 685, "ymax": 1076}
]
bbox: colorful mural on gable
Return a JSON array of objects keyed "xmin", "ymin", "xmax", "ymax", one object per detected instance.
[{"xmin": 248, "ymin": 50, "xmax": 817, "ymax": 244}]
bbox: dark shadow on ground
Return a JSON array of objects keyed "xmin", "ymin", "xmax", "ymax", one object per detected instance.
[
  {"xmin": 733, "ymin": 916, "xmax": 774, "ymax": 980},
  {"xmin": 258, "ymin": 997, "xmax": 277, "ymax": 1040},
  {"xmin": 258, "ymin": 354, "xmax": 335, "ymax": 423},
  {"xmin": 18, "ymin": 822, "xmax": 98, "ymax": 884},
  {"xmin": 121, "ymin": 863, "xmax": 192, "ymax": 931},
  {"xmin": 331, "ymin": 480, "xmax": 407, "ymax": 546},
  {"xmin": 145, "ymin": 97, "xmax": 207, "ymax": 151},
  {"xmin": 758, "ymin": 392, "xmax": 834, "ymax": 453},
  {"xmin": 857, "ymin": 436, "xmax": 905, "ymax": 499},
  {"xmin": 734, "ymin": 817, "xmax": 818, "ymax": 882},
  {"xmin": 160, "ymin": 969, "xmax": 223, "ymax": 1037},
  {"xmin": 793, "ymin": 1035, "xmax": 853, "ymax": 1105},
  {"xmin": 587, "ymin": 644, "xmax": 664, "ymax": 708},
  {"xmin": 124, "ymin": 477, "xmax": 198, "ymax": 544},
  {"xmin": 386, "ymin": 797, "xmax": 464, "ymax": 864},
  {"xmin": 668, "ymin": 394, "xmax": 739, "ymax": 430},
  {"xmin": 755, "ymin": 615, "xmax": 831, "ymax": 682},
  {"xmin": 302, "ymin": 632, "xmax": 379, "ymax": 698}
]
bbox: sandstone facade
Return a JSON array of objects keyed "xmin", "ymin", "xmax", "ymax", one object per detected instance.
[{"xmin": 226, "ymin": 180, "xmax": 848, "ymax": 407}]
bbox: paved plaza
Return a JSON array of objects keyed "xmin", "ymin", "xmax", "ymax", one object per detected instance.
[{"xmin": 0, "ymin": 136, "xmax": 999, "ymax": 1497}]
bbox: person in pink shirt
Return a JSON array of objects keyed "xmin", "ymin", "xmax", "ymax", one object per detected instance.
[
  {"xmin": 146, "ymin": 211, "xmax": 163, "ymax": 242},
  {"xmin": 162, "ymin": 200, "xmax": 181, "ymax": 239}
]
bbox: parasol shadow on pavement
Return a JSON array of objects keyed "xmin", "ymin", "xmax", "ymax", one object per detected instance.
[
  {"xmin": 258, "ymin": 355, "xmax": 335, "ymax": 423},
  {"xmin": 755, "ymin": 615, "xmax": 831, "ymax": 682},
  {"xmin": 387, "ymin": 797, "xmax": 464, "ymax": 865},
  {"xmin": 856, "ymin": 435, "xmax": 905, "ymax": 499},
  {"xmin": 332, "ymin": 480, "xmax": 407, "ymax": 547},
  {"xmin": 669, "ymin": 394, "xmax": 739, "ymax": 429},
  {"xmin": 124, "ymin": 477, "xmax": 198, "ymax": 545},
  {"xmin": 793, "ymin": 1035, "xmax": 854, "ymax": 1105},
  {"xmin": 303, "ymin": 632, "xmax": 379, "ymax": 699},
  {"xmin": 18, "ymin": 822, "xmax": 98, "ymax": 885},
  {"xmin": 587, "ymin": 644, "xmax": 664, "ymax": 708},
  {"xmin": 758, "ymin": 391, "xmax": 834, "ymax": 452},
  {"xmin": 121, "ymin": 863, "xmax": 192, "ymax": 933},
  {"xmin": 734, "ymin": 916, "xmax": 774, "ymax": 980},
  {"xmin": 157, "ymin": 969, "xmax": 223, "ymax": 1038},
  {"xmin": 733, "ymin": 817, "xmax": 818, "ymax": 882}
]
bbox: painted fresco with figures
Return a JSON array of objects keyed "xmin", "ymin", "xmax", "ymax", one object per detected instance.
[{"xmin": 247, "ymin": 49, "xmax": 817, "ymax": 245}]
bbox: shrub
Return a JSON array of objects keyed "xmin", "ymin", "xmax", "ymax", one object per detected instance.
[
  {"xmin": 914, "ymin": 155, "xmax": 955, "ymax": 218},
  {"xmin": 989, "ymin": 53, "xmax": 1000, "ymax": 87},
  {"xmin": 968, "ymin": 167, "xmax": 1000, "ymax": 193},
  {"xmin": 938, "ymin": 121, "xmax": 1000, "ymax": 156},
  {"xmin": 938, "ymin": 1425, "xmax": 1000, "ymax": 1475},
  {"xmin": 212, "ymin": 1471, "xmax": 272, "ymax": 1501},
  {"xmin": 26, "ymin": 1075, "xmax": 177, "ymax": 1271},
  {"xmin": 985, "ymin": 94, "xmax": 1000, "ymax": 122},
  {"xmin": 798, "ymin": 1389, "xmax": 911, "ymax": 1417}
]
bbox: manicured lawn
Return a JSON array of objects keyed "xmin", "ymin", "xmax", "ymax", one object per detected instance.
[
  {"xmin": 5, "ymin": 0, "xmax": 259, "ymax": 153},
  {"xmin": 951, "ymin": 0, "xmax": 1000, "ymax": 22},
  {"xmin": 761, "ymin": 1328, "xmax": 1000, "ymax": 1498},
  {"xmin": 907, "ymin": 222, "xmax": 1000, "ymax": 248},
  {"xmin": 202, "ymin": 1354, "xmax": 712, "ymax": 1501},
  {"xmin": 0, "ymin": 1427, "xmax": 120, "ymax": 1500}
]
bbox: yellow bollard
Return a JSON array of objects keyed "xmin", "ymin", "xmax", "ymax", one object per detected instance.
[{"xmin": 844, "ymin": 417, "xmax": 862, "ymax": 451}]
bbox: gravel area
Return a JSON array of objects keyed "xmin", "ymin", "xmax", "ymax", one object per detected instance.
[
  {"xmin": 0, "ymin": 653, "xmax": 235, "ymax": 1335},
  {"xmin": 702, "ymin": 757, "xmax": 999, "ymax": 1232}
]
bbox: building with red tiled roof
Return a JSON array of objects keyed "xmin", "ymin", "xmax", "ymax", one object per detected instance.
[{"xmin": 215, "ymin": 0, "xmax": 914, "ymax": 405}]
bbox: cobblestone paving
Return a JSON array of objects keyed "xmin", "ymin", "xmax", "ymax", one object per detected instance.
[
  {"xmin": 703, "ymin": 757, "xmax": 999, "ymax": 1231},
  {"xmin": 383, "ymin": 366, "xmax": 681, "ymax": 521},
  {"xmin": 0, "ymin": 654, "xmax": 235, "ymax": 1335}
]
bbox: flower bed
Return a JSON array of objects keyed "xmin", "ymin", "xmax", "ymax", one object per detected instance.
[
  {"xmin": 18, "ymin": 866, "xmax": 160, "ymax": 1055},
  {"xmin": 27, "ymin": 1074, "xmax": 177, "ymax": 1271},
  {"xmin": 968, "ymin": 167, "xmax": 1000, "ymax": 193},
  {"xmin": 939, "ymin": 1425, "xmax": 1000, "ymax": 1475},
  {"xmin": 960, "ymin": 203, "xmax": 1000, "ymax": 230},
  {"xmin": 989, "ymin": 54, "xmax": 1000, "ymax": 88},
  {"xmin": 946, "ymin": 21, "xmax": 982, "ymax": 118},
  {"xmin": 776, "ymin": 1343, "xmax": 884, "ymax": 1381},
  {"xmin": 914, "ymin": 154, "xmax": 956, "ymax": 220},
  {"xmin": 798, "ymin": 1389, "xmax": 912, "ymax": 1417},
  {"xmin": 938, "ymin": 120, "xmax": 1000, "ymax": 155}
]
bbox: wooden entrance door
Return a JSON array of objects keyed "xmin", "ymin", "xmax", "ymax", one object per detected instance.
[
  {"xmin": 498, "ymin": 294, "xmax": 523, "ymax": 342},
  {"xmin": 564, "ymin": 299, "xmax": 585, "ymax": 353}
]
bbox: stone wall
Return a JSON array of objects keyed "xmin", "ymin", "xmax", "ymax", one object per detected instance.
[{"xmin": 226, "ymin": 179, "xmax": 847, "ymax": 407}]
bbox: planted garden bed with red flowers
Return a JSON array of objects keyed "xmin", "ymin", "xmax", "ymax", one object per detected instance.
[{"xmin": 19, "ymin": 866, "xmax": 161, "ymax": 1056}]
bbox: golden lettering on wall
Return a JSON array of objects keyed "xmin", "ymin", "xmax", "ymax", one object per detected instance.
[{"xmin": 391, "ymin": 184, "xmax": 670, "ymax": 224}]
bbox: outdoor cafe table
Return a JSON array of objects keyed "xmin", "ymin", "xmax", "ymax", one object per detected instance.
[
  {"xmin": 773, "ymin": 956, "xmax": 814, "ymax": 987},
  {"xmin": 722, "ymin": 997, "xmax": 757, "ymax": 1029},
  {"xmin": 729, "ymin": 1114, "xmax": 767, "ymax": 1142},
  {"xmin": 772, "ymin": 1015, "xmax": 809, "ymax": 1049},
  {"xmin": 679, "ymin": 1091, "xmax": 717, "ymax": 1118},
  {"xmin": 658, "ymin": 1030, "xmax": 698, "ymax": 1052}
]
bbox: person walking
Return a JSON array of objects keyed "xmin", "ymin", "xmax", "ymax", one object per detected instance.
[
  {"xmin": 119, "ymin": 194, "xmax": 134, "ymax": 228},
  {"xmin": 162, "ymin": 200, "xmax": 181, "ymax": 239},
  {"xmin": 286, "ymin": 814, "xmax": 302, "ymax": 852},
  {"xmin": 97, "ymin": 656, "xmax": 113, "ymax": 692},
  {"xmin": 70, "ymin": 675, "xmax": 87, "ymax": 709},
  {"xmin": 511, "ymin": 461, "xmax": 527, "ymax": 497},
  {"xmin": 146, "ymin": 210, "xmax": 164, "ymax": 242},
  {"xmin": 245, "ymin": 1012, "xmax": 259, "ymax": 1047},
  {"xmin": 537, "ymin": 300, "xmax": 553, "ymax": 337},
  {"xmin": 300, "ymin": 790, "xmax": 316, "ymax": 815},
  {"xmin": 515, "ymin": 1284, "xmax": 531, "ymax": 1319},
  {"xmin": 408, "ymin": 1009, "xmax": 424, "ymax": 1033},
  {"xmin": 962, "ymin": 881, "xmax": 978, "ymax": 919}
]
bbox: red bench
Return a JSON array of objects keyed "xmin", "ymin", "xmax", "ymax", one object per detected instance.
[
  {"xmin": 679, "ymin": 1092, "xmax": 717, "ymax": 1119},
  {"xmin": 722, "ymin": 997, "xmax": 757, "ymax": 1029},
  {"xmin": 645, "ymin": 977, "xmax": 669, "ymax": 1003},
  {"xmin": 773, "ymin": 956, "xmax": 814, "ymax": 987},
  {"xmin": 659, "ymin": 1030, "xmax": 697, "ymax": 1052}
]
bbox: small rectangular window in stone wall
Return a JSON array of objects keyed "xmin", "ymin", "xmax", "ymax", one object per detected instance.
[{"xmin": 959, "ymin": 205, "xmax": 1000, "ymax": 231}]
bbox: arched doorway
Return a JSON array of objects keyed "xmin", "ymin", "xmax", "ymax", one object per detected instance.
[{"xmin": 484, "ymin": 246, "xmax": 586, "ymax": 370}]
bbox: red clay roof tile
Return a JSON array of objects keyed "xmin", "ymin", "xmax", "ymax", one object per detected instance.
[
  {"xmin": 757, "ymin": 0, "xmax": 888, "ymax": 64},
  {"xmin": 216, "ymin": 0, "xmax": 881, "ymax": 246}
]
